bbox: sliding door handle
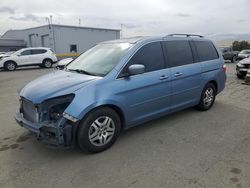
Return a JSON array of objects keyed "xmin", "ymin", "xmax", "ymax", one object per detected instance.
[
  {"xmin": 159, "ymin": 75, "xmax": 169, "ymax": 80},
  {"xmin": 174, "ymin": 72, "xmax": 183, "ymax": 77}
]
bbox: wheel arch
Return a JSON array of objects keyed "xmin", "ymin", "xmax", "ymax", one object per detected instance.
[
  {"xmin": 4, "ymin": 60, "xmax": 17, "ymax": 66},
  {"xmin": 78, "ymin": 104, "xmax": 126, "ymax": 130},
  {"xmin": 207, "ymin": 80, "xmax": 218, "ymax": 94},
  {"xmin": 42, "ymin": 58, "xmax": 53, "ymax": 63}
]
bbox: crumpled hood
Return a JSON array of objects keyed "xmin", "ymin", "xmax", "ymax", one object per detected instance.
[
  {"xmin": 20, "ymin": 70, "xmax": 100, "ymax": 104},
  {"xmin": 239, "ymin": 57, "xmax": 250, "ymax": 64},
  {"xmin": 238, "ymin": 54, "xmax": 250, "ymax": 58}
]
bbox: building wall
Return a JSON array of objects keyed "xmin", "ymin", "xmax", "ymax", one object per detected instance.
[
  {"xmin": 0, "ymin": 38, "xmax": 26, "ymax": 52},
  {"xmin": 54, "ymin": 26, "xmax": 120, "ymax": 54},
  {"xmin": 2, "ymin": 26, "xmax": 55, "ymax": 51},
  {"xmin": 2, "ymin": 25, "xmax": 120, "ymax": 54}
]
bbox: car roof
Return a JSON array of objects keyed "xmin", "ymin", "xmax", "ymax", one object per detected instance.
[
  {"xmin": 20, "ymin": 47, "xmax": 51, "ymax": 50},
  {"xmin": 102, "ymin": 34, "xmax": 212, "ymax": 45}
]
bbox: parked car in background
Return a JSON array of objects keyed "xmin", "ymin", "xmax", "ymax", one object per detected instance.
[
  {"xmin": 15, "ymin": 34, "xmax": 226, "ymax": 153},
  {"xmin": 237, "ymin": 50, "xmax": 250, "ymax": 61},
  {"xmin": 56, "ymin": 57, "xmax": 73, "ymax": 70},
  {"xmin": 220, "ymin": 47, "xmax": 239, "ymax": 62},
  {"xmin": 236, "ymin": 56, "xmax": 250, "ymax": 78},
  {"xmin": 0, "ymin": 47, "xmax": 57, "ymax": 71}
]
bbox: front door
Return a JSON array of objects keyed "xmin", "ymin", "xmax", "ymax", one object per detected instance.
[
  {"xmin": 18, "ymin": 50, "xmax": 33, "ymax": 65},
  {"xmin": 116, "ymin": 42, "xmax": 171, "ymax": 126}
]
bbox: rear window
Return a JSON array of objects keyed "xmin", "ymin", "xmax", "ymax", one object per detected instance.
[
  {"xmin": 194, "ymin": 41, "xmax": 219, "ymax": 61},
  {"xmin": 164, "ymin": 40, "xmax": 194, "ymax": 67}
]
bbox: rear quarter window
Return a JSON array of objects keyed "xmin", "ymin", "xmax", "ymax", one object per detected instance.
[{"xmin": 194, "ymin": 41, "xmax": 219, "ymax": 61}]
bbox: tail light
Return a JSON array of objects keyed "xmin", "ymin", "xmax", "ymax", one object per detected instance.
[{"xmin": 222, "ymin": 64, "xmax": 226, "ymax": 72}]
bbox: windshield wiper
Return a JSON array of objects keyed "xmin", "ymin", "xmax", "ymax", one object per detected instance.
[{"xmin": 67, "ymin": 69, "xmax": 97, "ymax": 76}]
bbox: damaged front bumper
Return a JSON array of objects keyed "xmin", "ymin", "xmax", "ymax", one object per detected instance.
[{"xmin": 15, "ymin": 110, "xmax": 77, "ymax": 148}]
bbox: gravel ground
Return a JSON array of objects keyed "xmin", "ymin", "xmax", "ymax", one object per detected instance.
[{"xmin": 0, "ymin": 64, "xmax": 249, "ymax": 188}]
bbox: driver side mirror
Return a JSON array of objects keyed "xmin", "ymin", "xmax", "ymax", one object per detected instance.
[{"xmin": 128, "ymin": 64, "xmax": 145, "ymax": 76}]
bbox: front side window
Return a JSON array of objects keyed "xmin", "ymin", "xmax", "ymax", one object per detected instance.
[
  {"xmin": 164, "ymin": 40, "xmax": 194, "ymax": 67},
  {"xmin": 31, "ymin": 49, "xmax": 47, "ymax": 54},
  {"xmin": 194, "ymin": 41, "xmax": 219, "ymax": 61},
  {"xmin": 121, "ymin": 42, "xmax": 165, "ymax": 75},
  {"xmin": 20, "ymin": 50, "xmax": 32, "ymax": 56},
  {"xmin": 66, "ymin": 43, "xmax": 132, "ymax": 77}
]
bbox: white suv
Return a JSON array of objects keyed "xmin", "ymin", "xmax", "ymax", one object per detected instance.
[{"xmin": 0, "ymin": 47, "xmax": 57, "ymax": 71}]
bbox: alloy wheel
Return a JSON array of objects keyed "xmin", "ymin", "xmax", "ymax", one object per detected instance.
[
  {"xmin": 88, "ymin": 116, "xmax": 115, "ymax": 147},
  {"xmin": 44, "ymin": 60, "xmax": 52, "ymax": 68},
  {"xmin": 203, "ymin": 88, "xmax": 214, "ymax": 107}
]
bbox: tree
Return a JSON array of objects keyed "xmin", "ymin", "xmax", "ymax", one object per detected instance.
[{"xmin": 232, "ymin": 40, "xmax": 250, "ymax": 51}]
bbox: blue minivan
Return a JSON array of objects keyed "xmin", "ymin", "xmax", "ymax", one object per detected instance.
[{"xmin": 15, "ymin": 34, "xmax": 226, "ymax": 152}]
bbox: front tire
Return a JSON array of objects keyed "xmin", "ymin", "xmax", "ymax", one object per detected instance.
[
  {"xmin": 4, "ymin": 61, "xmax": 17, "ymax": 71},
  {"xmin": 77, "ymin": 107, "xmax": 121, "ymax": 153},
  {"xmin": 196, "ymin": 83, "xmax": 216, "ymax": 111}
]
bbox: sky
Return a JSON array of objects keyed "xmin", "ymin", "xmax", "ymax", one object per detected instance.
[{"xmin": 0, "ymin": 0, "xmax": 250, "ymax": 38}]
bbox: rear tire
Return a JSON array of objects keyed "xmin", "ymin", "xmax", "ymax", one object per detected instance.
[
  {"xmin": 77, "ymin": 107, "xmax": 121, "ymax": 153},
  {"xmin": 231, "ymin": 56, "xmax": 237, "ymax": 63},
  {"xmin": 196, "ymin": 83, "xmax": 216, "ymax": 111},
  {"xmin": 4, "ymin": 61, "xmax": 17, "ymax": 71},
  {"xmin": 42, "ymin": 59, "xmax": 52, "ymax": 68}
]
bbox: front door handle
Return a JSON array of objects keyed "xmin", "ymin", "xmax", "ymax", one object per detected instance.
[
  {"xmin": 174, "ymin": 72, "xmax": 183, "ymax": 77},
  {"xmin": 159, "ymin": 75, "xmax": 169, "ymax": 80}
]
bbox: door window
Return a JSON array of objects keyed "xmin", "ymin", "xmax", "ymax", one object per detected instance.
[
  {"xmin": 120, "ymin": 42, "xmax": 165, "ymax": 76},
  {"xmin": 164, "ymin": 40, "xmax": 194, "ymax": 67},
  {"xmin": 20, "ymin": 50, "xmax": 32, "ymax": 56},
  {"xmin": 31, "ymin": 49, "xmax": 47, "ymax": 54}
]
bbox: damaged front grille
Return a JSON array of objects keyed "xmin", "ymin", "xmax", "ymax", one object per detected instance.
[
  {"xmin": 244, "ymin": 64, "xmax": 250, "ymax": 69},
  {"xmin": 21, "ymin": 98, "xmax": 39, "ymax": 123}
]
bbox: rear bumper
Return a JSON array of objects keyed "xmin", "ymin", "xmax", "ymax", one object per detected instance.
[{"xmin": 15, "ymin": 110, "xmax": 77, "ymax": 147}]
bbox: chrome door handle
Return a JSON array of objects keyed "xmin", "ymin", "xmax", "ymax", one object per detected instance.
[
  {"xmin": 174, "ymin": 72, "xmax": 183, "ymax": 77},
  {"xmin": 159, "ymin": 75, "xmax": 169, "ymax": 80}
]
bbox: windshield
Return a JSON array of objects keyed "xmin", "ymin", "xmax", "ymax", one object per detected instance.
[
  {"xmin": 66, "ymin": 43, "xmax": 132, "ymax": 77},
  {"xmin": 240, "ymin": 50, "xmax": 250, "ymax": 54}
]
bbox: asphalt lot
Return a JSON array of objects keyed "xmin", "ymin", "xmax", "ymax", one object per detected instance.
[{"xmin": 0, "ymin": 64, "xmax": 250, "ymax": 188}]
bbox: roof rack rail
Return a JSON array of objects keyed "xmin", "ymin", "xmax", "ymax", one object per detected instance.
[{"xmin": 167, "ymin": 34, "xmax": 204, "ymax": 38}]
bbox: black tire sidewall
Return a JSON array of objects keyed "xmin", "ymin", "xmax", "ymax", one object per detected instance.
[
  {"xmin": 43, "ymin": 59, "xmax": 52, "ymax": 68},
  {"xmin": 77, "ymin": 107, "xmax": 121, "ymax": 153},
  {"xmin": 4, "ymin": 61, "xmax": 16, "ymax": 71}
]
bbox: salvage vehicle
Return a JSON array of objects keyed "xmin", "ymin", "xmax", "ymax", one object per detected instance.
[
  {"xmin": 237, "ymin": 50, "xmax": 250, "ymax": 61},
  {"xmin": 56, "ymin": 57, "xmax": 73, "ymax": 70},
  {"xmin": 15, "ymin": 34, "xmax": 226, "ymax": 153},
  {"xmin": 236, "ymin": 56, "xmax": 250, "ymax": 78},
  {"xmin": 0, "ymin": 47, "xmax": 57, "ymax": 71},
  {"xmin": 220, "ymin": 47, "xmax": 238, "ymax": 63}
]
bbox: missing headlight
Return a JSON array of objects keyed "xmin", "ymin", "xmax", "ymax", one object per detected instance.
[{"xmin": 40, "ymin": 94, "xmax": 75, "ymax": 122}]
